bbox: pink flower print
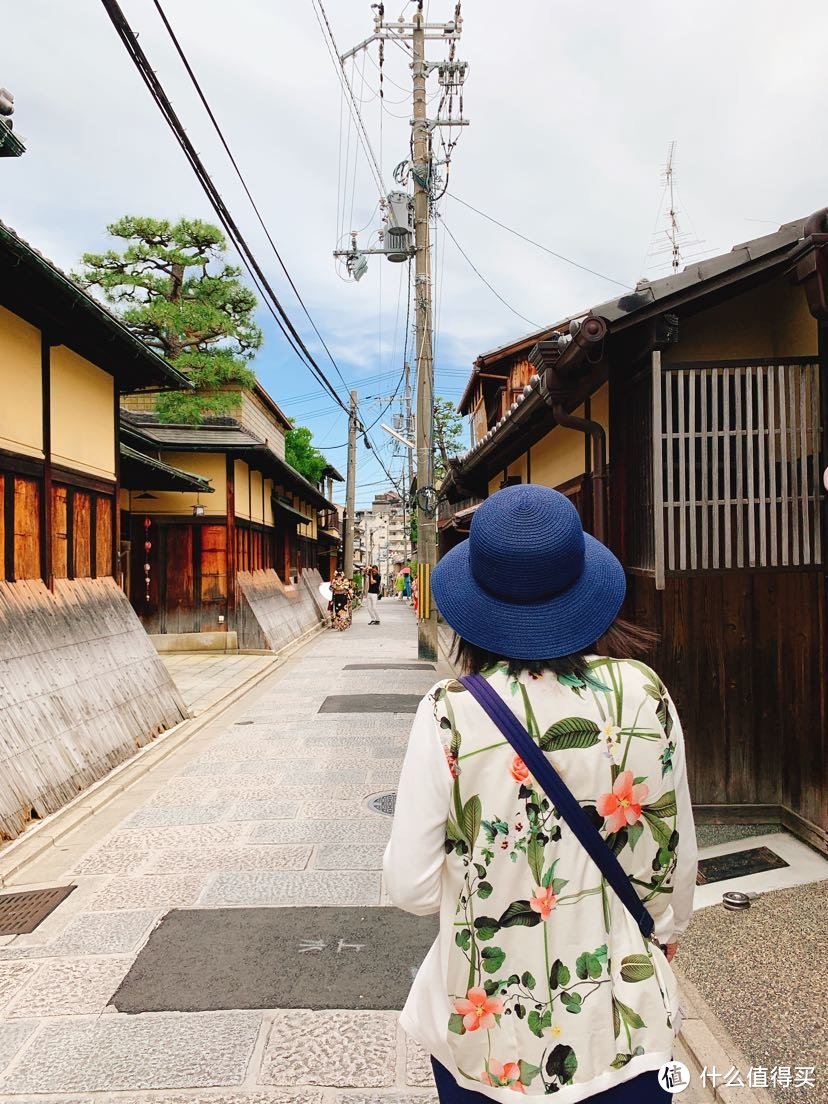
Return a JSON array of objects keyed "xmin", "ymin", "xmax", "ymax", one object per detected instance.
[
  {"xmin": 529, "ymin": 885, "xmax": 557, "ymax": 920},
  {"xmin": 510, "ymin": 754, "xmax": 530, "ymax": 783},
  {"xmin": 482, "ymin": 1059, "xmax": 525, "ymax": 1092},
  {"xmin": 443, "ymin": 745, "xmax": 459, "ymax": 780},
  {"xmin": 596, "ymin": 770, "xmax": 650, "ymax": 833},
  {"xmin": 454, "ymin": 986, "xmax": 504, "ymax": 1031}
]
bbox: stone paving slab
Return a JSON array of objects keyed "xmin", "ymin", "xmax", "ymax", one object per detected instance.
[
  {"xmin": 128, "ymin": 808, "xmax": 235, "ymax": 825},
  {"xmin": 260, "ymin": 1011, "xmax": 397, "ymax": 1087},
  {"xmin": 199, "ymin": 872, "xmax": 381, "ymax": 907},
  {"xmin": 145, "ymin": 846, "xmax": 312, "ymax": 875},
  {"xmin": 146, "ymin": 783, "xmax": 220, "ymax": 806},
  {"xmin": 226, "ymin": 801, "xmax": 303, "ymax": 821},
  {"xmin": 73, "ymin": 843, "xmax": 151, "ymax": 875},
  {"xmin": 1, "ymin": 1094, "xmax": 325, "ymax": 1104},
  {"xmin": 0, "ymin": 1012, "xmax": 262, "ymax": 1094},
  {"xmin": 302, "ymin": 800, "xmax": 390, "ymax": 819},
  {"xmin": 107, "ymin": 826, "xmax": 241, "ymax": 850},
  {"xmin": 90, "ymin": 875, "xmax": 208, "ymax": 911},
  {"xmin": 250, "ymin": 820, "xmax": 391, "ymax": 845},
  {"xmin": 405, "ymin": 1037, "xmax": 434, "ymax": 1087},
  {"xmin": 335, "ymin": 1096, "xmax": 438, "ymax": 1104},
  {"xmin": 0, "ymin": 962, "xmax": 39, "ymax": 1010},
  {"xmin": 0, "ymin": 1021, "xmax": 38, "ymax": 1075},
  {"xmin": 315, "ymin": 845, "xmax": 386, "ymax": 870},
  {"xmin": 6, "ymin": 955, "xmax": 132, "ymax": 1017},
  {"xmin": 0, "ymin": 911, "xmax": 157, "ymax": 960}
]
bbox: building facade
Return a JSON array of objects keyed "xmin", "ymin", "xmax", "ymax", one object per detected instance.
[{"xmin": 443, "ymin": 210, "xmax": 828, "ymax": 854}]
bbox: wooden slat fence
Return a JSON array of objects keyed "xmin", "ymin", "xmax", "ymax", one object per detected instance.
[
  {"xmin": 0, "ymin": 576, "xmax": 188, "ymax": 842},
  {"xmin": 651, "ymin": 355, "xmax": 822, "ymax": 586}
]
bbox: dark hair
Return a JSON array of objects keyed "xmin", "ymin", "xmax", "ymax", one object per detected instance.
[{"xmin": 450, "ymin": 618, "xmax": 658, "ymax": 678}]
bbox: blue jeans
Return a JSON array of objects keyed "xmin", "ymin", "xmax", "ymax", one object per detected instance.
[{"xmin": 431, "ymin": 1058, "xmax": 669, "ymax": 1102}]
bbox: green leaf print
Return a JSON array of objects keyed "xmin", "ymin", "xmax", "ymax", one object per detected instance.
[
  {"xmin": 518, "ymin": 1060, "xmax": 542, "ymax": 1087},
  {"xmin": 575, "ymin": 948, "xmax": 605, "ymax": 980},
  {"xmin": 626, "ymin": 822, "xmax": 644, "ymax": 852},
  {"xmin": 560, "ymin": 991, "xmax": 583, "ymax": 1013},
  {"xmin": 646, "ymin": 790, "xmax": 677, "ymax": 817},
  {"xmin": 448, "ymin": 1013, "xmax": 466, "ymax": 1035},
  {"xmin": 462, "ymin": 795, "xmax": 482, "ymax": 848},
  {"xmin": 481, "ymin": 945, "xmax": 506, "ymax": 973},
  {"xmin": 455, "ymin": 928, "xmax": 471, "ymax": 951},
  {"xmin": 549, "ymin": 958, "xmax": 571, "ymax": 989},
  {"xmin": 474, "ymin": 916, "xmax": 501, "ymax": 940},
  {"xmin": 527, "ymin": 838, "xmax": 544, "ymax": 885},
  {"xmin": 614, "ymin": 996, "xmax": 646, "ymax": 1031},
  {"xmin": 528, "ymin": 1008, "xmax": 552, "ymax": 1038},
  {"xmin": 522, "ymin": 970, "xmax": 537, "ymax": 989},
  {"xmin": 642, "ymin": 810, "xmax": 672, "ymax": 848},
  {"xmin": 499, "ymin": 900, "xmax": 542, "ymax": 928},
  {"xmin": 539, "ymin": 717, "xmax": 601, "ymax": 751},
  {"xmin": 546, "ymin": 1043, "xmax": 578, "ymax": 1085},
  {"xmin": 620, "ymin": 954, "xmax": 655, "ymax": 982},
  {"xmin": 477, "ymin": 881, "xmax": 493, "ymax": 899}
]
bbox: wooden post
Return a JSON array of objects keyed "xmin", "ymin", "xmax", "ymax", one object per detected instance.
[
  {"xmin": 113, "ymin": 382, "xmax": 121, "ymax": 582},
  {"xmin": 41, "ymin": 334, "xmax": 53, "ymax": 588},
  {"xmin": 225, "ymin": 454, "xmax": 236, "ymax": 628}
]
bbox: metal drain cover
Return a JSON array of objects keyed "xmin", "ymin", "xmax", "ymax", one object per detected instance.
[
  {"xmin": 367, "ymin": 792, "xmax": 397, "ymax": 816},
  {"xmin": 0, "ymin": 885, "xmax": 76, "ymax": 935},
  {"xmin": 696, "ymin": 846, "xmax": 789, "ymax": 885}
]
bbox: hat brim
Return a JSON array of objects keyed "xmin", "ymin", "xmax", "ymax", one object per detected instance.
[{"xmin": 431, "ymin": 533, "xmax": 626, "ymax": 660}]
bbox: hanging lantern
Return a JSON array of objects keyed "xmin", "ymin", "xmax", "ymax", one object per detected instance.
[{"xmin": 143, "ymin": 516, "xmax": 152, "ymax": 603}]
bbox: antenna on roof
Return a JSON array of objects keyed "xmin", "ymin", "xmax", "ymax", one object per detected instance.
[{"xmin": 643, "ymin": 141, "xmax": 707, "ymax": 277}]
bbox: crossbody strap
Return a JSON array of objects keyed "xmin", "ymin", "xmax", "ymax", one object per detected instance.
[{"xmin": 460, "ymin": 673, "xmax": 655, "ymax": 940}]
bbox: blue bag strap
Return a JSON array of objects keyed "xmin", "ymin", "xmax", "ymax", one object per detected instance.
[{"xmin": 460, "ymin": 673, "xmax": 655, "ymax": 940}]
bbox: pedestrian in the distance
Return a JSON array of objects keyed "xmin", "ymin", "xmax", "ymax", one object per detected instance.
[
  {"xmin": 384, "ymin": 484, "xmax": 697, "ymax": 1103},
  {"xmin": 330, "ymin": 570, "xmax": 353, "ymax": 632},
  {"xmin": 403, "ymin": 565, "xmax": 412, "ymax": 601},
  {"xmin": 396, "ymin": 572, "xmax": 406, "ymax": 601},
  {"xmin": 366, "ymin": 564, "xmax": 381, "ymax": 625}
]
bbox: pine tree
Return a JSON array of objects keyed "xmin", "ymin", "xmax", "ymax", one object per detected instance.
[{"xmin": 76, "ymin": 216, "xmax": 262, "ymax": 422}]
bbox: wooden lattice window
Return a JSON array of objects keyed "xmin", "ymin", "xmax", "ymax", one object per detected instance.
[{"xmin": 650, "ymin": 353, "xmax": 823, "ymax": 588}]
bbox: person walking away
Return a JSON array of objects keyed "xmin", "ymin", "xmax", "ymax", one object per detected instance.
[
  {"xmin": 366, "ymin": 564, "xmax": 381, "ymax": 625},
  {"xmin": 384, "ymin": 484, "xmax": 697, "ymax": 1103},
  {"xmin": 396, "ymin": 572, "xmax": 406, "ymax": 601},
  {"xmin": 330, "ymin": 570, "xmax": 353, "ymax": 632},
  {"xmin": 403, "ymin": 565, "xmax": 412, "ymax": 601}
]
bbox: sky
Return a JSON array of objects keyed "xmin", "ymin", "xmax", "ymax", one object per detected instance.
[{"xmin": 3, "ymin": 0, "xmax": 826, "ymax": 507}]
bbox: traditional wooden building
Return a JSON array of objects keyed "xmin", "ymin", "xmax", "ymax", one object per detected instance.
[
  {"xmin": 120, "ymin": 383, "xmax": 342, "ymax": 646},
  {"xmin": 0, "ymin": 220, "xmax": 193, "ymax": 841},
  {"xmin": 443, "ymin": 209, "xmax": 828, "ymax": 855}
]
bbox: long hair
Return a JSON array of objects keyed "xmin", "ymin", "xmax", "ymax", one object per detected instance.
[{"xmin": 449, "ymin": 618, "xmax": 658, "ymax": 678}]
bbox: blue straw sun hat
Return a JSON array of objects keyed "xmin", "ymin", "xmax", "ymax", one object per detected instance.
[{"xmin": 431, "ymin": 483, "xmax": 626, "ymax": 660}]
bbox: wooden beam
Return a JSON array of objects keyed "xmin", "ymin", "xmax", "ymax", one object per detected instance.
[
  {"xmin": 3, "ymin": 472, "xmax": 14, "ymax": 581},
  {"xmin": 225, "ymin": 454, "xmax": 236, "ymax": 626},
  {"xmin": 41, "ymin": 334, "xmax": 53, "ymax": 589}
]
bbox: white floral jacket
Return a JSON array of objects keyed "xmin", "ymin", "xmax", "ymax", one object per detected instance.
[{"xmin": 384, "ymin": 659, "xmax": 697, "ymax": 1102}]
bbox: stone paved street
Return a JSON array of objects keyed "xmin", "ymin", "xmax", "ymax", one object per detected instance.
[
  {"xmin": 0, "ymin": 600, "xmax": 717, "ymax": 1102},
  {"xmin": 0, "ymin": 600, "xmax": 452, "ymax": 1102}
]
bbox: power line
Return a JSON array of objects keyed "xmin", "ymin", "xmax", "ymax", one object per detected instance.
[
  {"xmin": 151, "ymin": 0, "xmax": 353, "ymax": 398},
  {"xmin": 447, "ymin": 192, "xmax": 631, "ymax": 289},
  {"xmin": 436, "ymin": 212, "xmax": 541, "ymax": 329},
  {"xmin": 100, "ymin": 0, "xmax": 354, "ymax": 419}
]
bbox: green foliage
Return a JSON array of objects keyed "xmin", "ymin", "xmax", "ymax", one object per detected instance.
[
  {"xmin": 285, "ymin": 422, "xmax": 327, "ymax": 484},
  {"xmin": 75, "ymin": 216, "xmax": 262, "ymax": 423},
  {"xmin": 433, "ymin": 395, "xmax": 464, "ymax": 484}
]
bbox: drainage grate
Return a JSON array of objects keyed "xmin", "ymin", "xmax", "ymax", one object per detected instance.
[
  {"xmin": 319, "ymin": 694, "xmax": 421, "ymax": 713},
  {"xmin": 696, "ymin": 846, "xmax": 789, "ymax": 886},
  {"xmin": 0, "ymin": 885, "xmax": 76, "ymax": 935},
  {"xmin": 367, "ymin": 792, "xmax": 397, "ymax": 817}
]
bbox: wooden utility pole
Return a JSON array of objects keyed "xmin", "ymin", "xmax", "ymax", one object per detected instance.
[
  {"xmin": 412, "ymin": 5, "xmax": 438, "ymax": 661},
  {"xmin": 344, "ymin": 389, "xmax": 357, "ymax": 578}
]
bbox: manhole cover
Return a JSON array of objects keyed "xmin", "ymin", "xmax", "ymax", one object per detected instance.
[
  {"xmin": 696, "ymin": 846, "xmax": 789, "ymax": 885},
  {"xmin": 319, "ymin": 695, "xmax": 421, "ymax": 713},
  {"xmin": 367, "ymin": 792, "xmax": 397, "ymax": 816},
  {"xmin": 0, "ymin": 885, "xmax": 76, "ymax": 935}
]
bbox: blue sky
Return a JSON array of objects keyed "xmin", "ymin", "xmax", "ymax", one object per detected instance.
[{"xmin": 3, "ymin": 0, "xmax": 826, "ymax": 507}]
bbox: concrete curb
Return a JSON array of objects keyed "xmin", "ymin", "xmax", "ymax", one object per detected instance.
[
  {"xmin": 0, "ymin": 620, "xmax": 326, "ymax": 888},
  {"xmin": 675, "ymin": 964, "xmax": 775, "ymax": 1104}
]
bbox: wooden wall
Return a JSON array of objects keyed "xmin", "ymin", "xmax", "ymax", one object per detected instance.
[
  {"xmin": 235, "ymin": 567, "xmax": 322, "ymax": 652},
  {"xmin": 0, "ymin": 576, "xmax": 187, "ymax": 842},
  {"xmin": 626, "ymin": 569, "xmax": 827, "ymax": 847}
]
